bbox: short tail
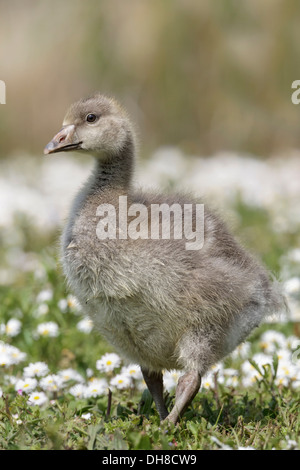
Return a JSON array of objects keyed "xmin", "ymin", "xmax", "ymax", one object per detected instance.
[{"xmin": 265, "ymin": 274, "xmax": 289, "ymax": 322}]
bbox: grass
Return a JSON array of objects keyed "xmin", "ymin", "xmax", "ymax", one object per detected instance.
[
  {"xmin": 0, "ymin": 353, "xmax": 299, "ymax": 450},
  {"xmin": 0, "ymin": 202, "xmax": 299, "ymax": 450}
]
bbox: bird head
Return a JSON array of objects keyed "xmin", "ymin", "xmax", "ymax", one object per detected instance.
[{"xmin": 44, "ymin": 93, "xmax": 133, "ymax": 157}]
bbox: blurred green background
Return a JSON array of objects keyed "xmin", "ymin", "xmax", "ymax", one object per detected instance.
[{"xmin": 1, "ymin": 0, "xmax": 300, "ymax": 158}]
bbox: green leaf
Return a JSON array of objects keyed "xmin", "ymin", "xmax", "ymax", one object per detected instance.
[
  {"xmin": 87, "ymin": 423, "xmax": 104, "ymax": 450},
  {"xmin": 186, "ymin": 420, "xmax": 199, "ymax": 438},
  {"xmin": 128, "ymin": 431, "xmax": 151, "ymax": 450},
  {"xmin": 138, "ymin": 389, "xmax": 153, "ymax": 417},
  {"xmin": 272, "ymin": 354, "xmax": 279, "ymax": 380},
  {"xmin": 248, "ymin": 359, "xmax": 263, "ymax": 377},
  {"xmin": 111, "ymin": 429, "xmax": 128, "ymax": 450}
]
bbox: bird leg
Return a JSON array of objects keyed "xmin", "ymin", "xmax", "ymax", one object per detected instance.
[
  {"xmin": 164, "ymin": 370, "xmax": 201, "ymax": 424},
  {"xmin": 141, "ymin": 368, "xmax": 169, "ymax": 420}
]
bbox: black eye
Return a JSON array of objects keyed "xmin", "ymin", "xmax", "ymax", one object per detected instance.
[{"xmin": 86, "ymin": 113, "xmax": 97, "ymax": 123}]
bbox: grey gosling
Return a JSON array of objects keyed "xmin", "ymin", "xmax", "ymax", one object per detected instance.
[{"xmin": 44, "ymin": 93, "xmax": 283, "ymax": 424}]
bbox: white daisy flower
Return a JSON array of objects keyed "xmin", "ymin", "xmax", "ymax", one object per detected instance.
[
  {"xmin": 201, "ymin": 372, "xmax": 215, "ymax": 390},
  {"xmin": 36, "ymin": 322, "xmax": 59, "ymax": 338},
  {"xmin": 36, "ymin": 288, "xmax": 53, "ymax": 303},
  {"xmin": 275, "ymin": 375, "xmax": 290, "ymax": 387},
  {"xmin": 259, "ymin": 339, "xmax": 277, "ymax": 354},
  {"xmin": 0, "ymin": 318, "xmax": 22, "ymax": 337},
  {"xmin": 286, "ymin": 335, "xmax": 300, "ymax": 350},
  {"xmin": 276, "ymin": 348, "xmax": 291, "ymax": 362},
  {"xmin": 66, "ymin": 295, "xmax": 81, "ymax": 311},
  {"xmin": 57, "ymin": 368, "xmax": 85, "ymax": 383},
  {"xmin": 241, "ymin": 362, "xmax": 262, "ymax": 381},
  {"xmin": 15, "ymin": 377, "xmax": 38, "ymax": 393},
  {"xmin": 241, "ymin": 374, "xmax": 260, "ymax": 388},
  {"xmin": 69, "ymin": 383, "xmax": 87, "ymax": 398},
  {"xmin": 223, "ymin": 369, "xmax": 239, "ymax": 387},
  {"xmin": 252, "ymin": 353, "xmax": 273, "ymax": 369},
  {"xmin": 0, "ymin": 343, "xmax": 26, "ymax": 365},
  {"xmin": 260, "ymin": 331, "xmax": 286, "ymax": 350},
  {"xmin": 241, "ymin": 353, "xmax": 275, "ymax": 387},
  {"xmin": 163, "ymin": 370, "xmax": 182, "ymax": 392},
  {"xmin": 110, "ymin": 373, "xmax": 131, "ymax": 390},
  {"xmin": 23, "ymin": 362, "xmax": 49, "ymax": 378},
  {"xmin": 27, "ymin": 391, "xmax": 48, "ymax": 406},
  {"xmin": 230, "ymin": 342, "xmax": 251, "ymax": 359},
  {"xmin": 121, "ymin": 364, "xmax": 143, "ymax": 380},
  {"xmin": 35, "ymin": 303, "xmax": 49, "ymax": 317},
  {"xmin": 291, "ymin": 378, "xmax": 300, "ymax": 389},
  {"xmin": 223, "ymin": 368, "xmax": 239, "ymax": 377},
  {"xmin": 277, "ymin": 358, "xmax": 298, "ymax": 377},
  {"xmin": 96, "ymin": 353, "xmax": 121, "ymax": 373},
  {"xmin": 287, "ymin": 249, "xmax": 300, "ymax": 263},
  {"xmin": 284, "ymin": 277, "xmax": 300, "ymax": 295},
  {"xmin": 85, "ymin": 378, "xmax": 108, "ymax": 397},
  {"xmin": 86, "ymin": 368, "xmax": 94, "ymax": 378},
  {"xmin": 10, "ymin": 349, "xmax": 27, "ymax": 364},
  {"xmin": 40, "ymin": 374, "xmax": 64, "ymax": 392},
  {"xmin": 0, "ymin": 352, "xmax": 13, "ymax": 367},
  {"xmin": 4, "ymin": 374, "xmax": 18, "ymax": 386},
  {"xmin": 0, "ymin": 341, "xmax": 8, "ymax": 353},
  {"xmin": 77, "ymin": 318, "xmax": 93, "ymax": 334},
  {"xmin": 57, "ymin": 299, "xmax": 68, "ymax": 312},
  {"xmin": 209, "ymin": 362, "xmax": 225, "ymax": 378}
]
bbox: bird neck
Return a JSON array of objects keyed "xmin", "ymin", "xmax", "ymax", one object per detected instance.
[{"xmin": 92, "ymin": 135, "xmax": 135, "ymax": 193}]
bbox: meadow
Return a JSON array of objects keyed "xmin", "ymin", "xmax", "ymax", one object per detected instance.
[{"xmin": 0, "ymin": 150, "xmax": 299, "ymax": 450}]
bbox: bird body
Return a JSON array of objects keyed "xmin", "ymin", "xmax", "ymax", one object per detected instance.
[{"xmin": 45, "ymin": 93, "xmax": 284, "ymax": 423}]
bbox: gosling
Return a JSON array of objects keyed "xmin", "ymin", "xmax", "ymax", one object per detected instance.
[{"xmin": 44, "ymin": 93, "xmax": 283, "ymax": 424}]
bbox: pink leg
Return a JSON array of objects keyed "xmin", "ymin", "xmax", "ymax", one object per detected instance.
[{"xmin": 164, "ymin": 370, "xmax": 201, "ymax": 424}]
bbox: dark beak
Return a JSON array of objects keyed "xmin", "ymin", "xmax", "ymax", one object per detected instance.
[{"xmin": 44, "ymin": 124, "xmax": 82, "ymax": 155}]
